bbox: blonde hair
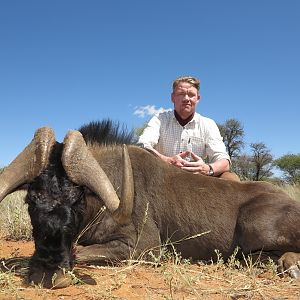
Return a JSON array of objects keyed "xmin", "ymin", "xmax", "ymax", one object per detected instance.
[{"xmin": 172, "ymin": 76, "xmax": 200, "ymax": 92}]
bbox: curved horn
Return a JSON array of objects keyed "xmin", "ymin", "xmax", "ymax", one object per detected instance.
[
  {"xmin": 112, "ymin": 144, "xmax": 134, "ymax": 224},
  {"xmin": 0, "ymin": 127, "xmax": 56, "ymax": 202},
  {"xmin": 62, "ymin": 130, "xmax": 134, "ymax": 224}
]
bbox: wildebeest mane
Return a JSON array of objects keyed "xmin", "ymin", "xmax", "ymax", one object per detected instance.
[{"xmin": 78, "ymin": 120, "xmax": 135, "ymax": 145}]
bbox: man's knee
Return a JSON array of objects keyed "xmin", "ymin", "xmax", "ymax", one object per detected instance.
[{"xmin": 218, "ymin": 171, "xmax": 240, "ymax": 182}]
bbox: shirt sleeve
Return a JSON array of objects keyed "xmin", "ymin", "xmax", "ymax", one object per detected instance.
[
  {"xmin": 137, "ymin": 114, "xmax": 161, "ymax": 150},
  {"xmin": 205, "ymin": 120, "xmax": 230, "ymax": 163}
]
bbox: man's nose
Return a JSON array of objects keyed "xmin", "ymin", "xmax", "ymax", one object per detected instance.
[{"xmin": 183, "ymin": 94, "xmax": 190, "ymax": 100}]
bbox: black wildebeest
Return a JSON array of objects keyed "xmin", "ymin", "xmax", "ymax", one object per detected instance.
[{"xmin": 0, "ymin": 120, "xmax": 300, "ymax": 288}]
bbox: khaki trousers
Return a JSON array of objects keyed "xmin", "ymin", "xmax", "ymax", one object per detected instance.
[{"xmin": 218, "ymin": 171, "xmax": 240, "ymax": 182}]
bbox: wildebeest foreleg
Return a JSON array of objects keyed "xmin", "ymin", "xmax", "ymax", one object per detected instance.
[
  {"xmin": 75, "ymin": 236, "xmax": 161, "ymax": 265},
  {"xmin": 75, "ymin": 240, "xmax": 135, "ymax": 265},
  {"xmin": 76, "ymin": 231, "xmax": 162, "ymax": 265}
]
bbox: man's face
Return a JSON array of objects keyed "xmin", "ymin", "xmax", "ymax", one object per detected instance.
[{"xmin": 171, "ymin": 82, "xmax": 200, "ymax": 119}]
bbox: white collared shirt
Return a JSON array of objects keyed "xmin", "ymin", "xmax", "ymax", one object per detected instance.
[{"xmin": 138, "ymin": 111, "xmax": 230, "ymax": 163}]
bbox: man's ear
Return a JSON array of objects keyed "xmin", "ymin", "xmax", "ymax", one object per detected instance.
[{"xmin": 171, "ymin": 93, "xmax": 175, "ymax": 104}]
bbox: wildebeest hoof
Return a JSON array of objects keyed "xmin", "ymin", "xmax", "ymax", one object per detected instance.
[
  {"xmin": 52, "ymin": 270, "xmax": 73, "ymax": 289},
  {"xmin": 287, "ymin": 265, "xmax": 300, "ymax": 279},
  {"xmin": 29, "ymin": 269, "xmax": 73, "ymax": 289},
  {"xmin": 278, "ymin": 252, "xmax": 300, "ymax": 279}
]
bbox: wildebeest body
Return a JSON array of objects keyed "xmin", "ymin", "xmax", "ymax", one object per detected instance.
[
  {"xmin": 1, "ymin": 121, "xmax": 300, "ymax": 288},
  {"xmin": 77, "ymin": 145, "xmax": 300, "ymax": 262}
]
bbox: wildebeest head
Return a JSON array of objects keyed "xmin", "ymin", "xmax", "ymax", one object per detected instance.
[
  {"xmin": 0, "ymin": 124, "xmax": 134, "ymax": 288},
  {"xmin": 26, "ymin": 143, "xmax": 85, "ymax": 288}
]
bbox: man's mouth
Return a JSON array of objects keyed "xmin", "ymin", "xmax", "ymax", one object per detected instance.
[{"xmin": 182, "ymin": 104, "xmax": 191, "ymax": 108}]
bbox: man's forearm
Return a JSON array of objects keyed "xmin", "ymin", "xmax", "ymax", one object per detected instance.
[{"xmin": 209, "ymin": 159, "xmax": 230, "ymax": 176}]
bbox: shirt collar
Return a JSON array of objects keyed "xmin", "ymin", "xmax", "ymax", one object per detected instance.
[{"xmin": 173, "ymin": 110, "xmax": 195, "ymax": 127}]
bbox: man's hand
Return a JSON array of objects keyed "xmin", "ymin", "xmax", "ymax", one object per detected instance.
[
  {"xmin": 180, "ymin": 151, "xmax": 210, "ymax": 175},
  {"xmin": 151, "ymin": 148, "xmax": 212, "ymax": 176},
  {"xmin": 167, "ymin": 151, "xmax": 190, "ymax": 167},
  {"xmin": 155, "ymin": 148, "xmax": 229, "ymax": 176}
]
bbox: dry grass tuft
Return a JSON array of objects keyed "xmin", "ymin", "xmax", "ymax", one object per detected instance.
[
  {"xmin": 0, "ymin": 191, "xmax": 32, "ymax": 240},
  {"xmin": 279, "ymin": 183, "xmax": 300, "ymax": 201}
]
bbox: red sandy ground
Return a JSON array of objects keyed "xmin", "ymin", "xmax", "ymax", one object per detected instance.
[{"xmin": 1, "ymin": 237, "xmax": 300, "ymax": 300}]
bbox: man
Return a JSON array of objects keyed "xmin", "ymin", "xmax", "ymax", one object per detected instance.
[{"xmin": 138, "ymin": 76, "xmax": 239, "ymax": 181}]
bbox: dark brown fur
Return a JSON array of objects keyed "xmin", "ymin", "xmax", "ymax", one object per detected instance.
[{"xmin": 74, "ymin": 145, "xmax": 300, "ymax": 268}]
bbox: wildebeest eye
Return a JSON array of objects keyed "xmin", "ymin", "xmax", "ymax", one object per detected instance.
[
  {"xmin": 63, "ymin": 186, "xmax": 85, "ymax": 207},
  {"xmin": 26, "ymin": 189, "xmax": 47, "ymax": 206}
]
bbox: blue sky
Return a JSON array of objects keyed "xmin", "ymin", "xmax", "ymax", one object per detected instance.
[{"xmin": 1, "ymin": 0, "xmax": 299, "ymax": 167}]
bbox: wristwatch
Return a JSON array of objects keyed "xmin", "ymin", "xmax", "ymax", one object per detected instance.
[{"xmin": 208, "ymin": 164, "xmax": 214, "ymax": 176}]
